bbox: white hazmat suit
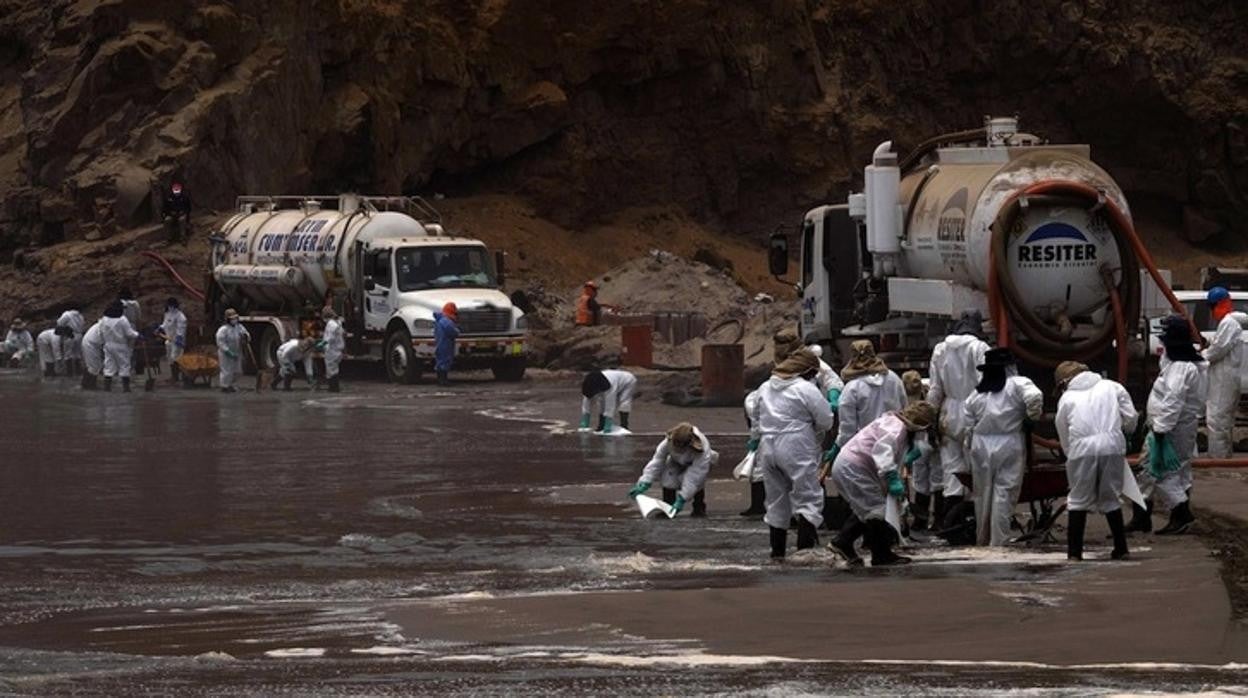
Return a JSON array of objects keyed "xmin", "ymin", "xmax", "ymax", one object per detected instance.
[
  {"xmin": 3, "ymin": 328, "xmax": 33, "ymax": 364},
  {"xmin": 121, "ymin": 299, "xmax": 141, "ymax": 332},
  {"xmin": 160, "ymin": 308, "xmax": 188, "ymax": 365},
  {"xmin": 322, "ymin": 317, "xmax": 346, "ymax": 378},
  {"xmin": 277, "ymin": 338, "xmax": 315, "ymax": 379},
  {"xmin": 36, "ymin": 329, "xmax": 64, "ymax": 370},
  {"xmin": 964, "ymin": 374, "xmax": 1043, "ymax": 546},
  {"xmin": 57, "ymin": 310, "xmax": 84, "ymax": 362},
  {"xmin": 215, "ymin": 322, "xmax": 251, "ymax": 389},
  {"xmin": 582, "ymin": 369, "xmax": 637, "ymax": 420},
  {"xmin": 81, "ymin": 322, "xmax": 105, "ymax": 377},
  {"xmin": 927, "ymin": 334, "xmax": 989, "ymax": 498},
  {"xmin": 639, "ymin": 427, "xmax": 718, "ymax": 501},
  {"xmin": 1202, "ymin": 311, "xmax": 1248, "ymax": 458},
  {"xmin": 744, "ymin": 389, "xmax": 765, "ymax": 484},
  {"xmin": 836, "ymin": 371, "xmax": 905, "ymax": 447},
  {"xmin": 100, "ymin": 316, "xmax": 138, "ymax": 378},
  {"xmin": 749, "ymin": 374, "xmax": 835, "ymax": 530},
  {"xmin": 1142, "ymin": 357, "xmax": 1207, "ymax": 508},
  {"xmin": 1056, "ymin": 372, "xmax": 1139, "ymax": 513},
  {"xmin": 831, "ymin": 412, "xmax": 909, "ymax": 523}
]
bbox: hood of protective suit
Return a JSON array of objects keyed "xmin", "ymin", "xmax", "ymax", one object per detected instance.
[
  {"xmin": 1065, "ymin": 371, "xmax": 1100, "ymax": 393},
  {"xmin": 853, "ymin": 372, "xmax": 886, "ymax": 387},
  {"xmin": 766, "ymin": 375, "xmax": 804, "ymax": 391}
]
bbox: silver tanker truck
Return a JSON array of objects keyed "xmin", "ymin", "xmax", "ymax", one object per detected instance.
[{"xmin": 208, "ymin": 195, "xmax": 527, "ymax": 383}]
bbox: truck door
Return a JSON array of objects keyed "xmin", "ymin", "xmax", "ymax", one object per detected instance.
[{"xmin": 363, "ymin": 248, "xmax": 393, "ymax": 332}]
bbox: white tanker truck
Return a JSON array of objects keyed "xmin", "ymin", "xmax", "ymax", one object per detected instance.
[
  {"xmin": 769, "ymin": 116, "xmax": 1186, "ymax": 379},
  {"xmin": 208, "ymin": 195, "xmax": 527, "ymax": 383}
]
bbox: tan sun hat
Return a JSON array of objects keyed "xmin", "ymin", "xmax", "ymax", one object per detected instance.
[
  {"xmin": 667, "ymin": 422, "xmax": 703, "ymax": 451},
  {"xmin": 10, "ymin": 318, "xmax": 26, "ymax": 330},
  {"xmin": 772, "ymin": 347, "xmax": 820, "ymax": 380},
  {"xmin": 842, "ymin": 340, "xmax": 887, "ymax": 381},
  {"xmin": 322, "ymin": 306, "xmax": 337, "ymax": 320},
  {"xmin": 901, "ymin": 370, "xmax": 924, "ymax": 401},
  {"xmin": 1054, "ymin": 361, "xmax": 1089, "ymax": 394},
  {"xmin": 224, "ymin": 308, "xmax": 239, "ymax": 320},
  {"xmin": 898, "ymin": 400, "xmax": 937, "ymax": 431},
  {"xmin": 772, "ymin": 328, "xmax": 802, "ymax": 364}
]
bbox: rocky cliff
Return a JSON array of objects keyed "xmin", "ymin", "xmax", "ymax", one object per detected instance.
[{"xmin": 0, "ymin": 0, "xmax": 1244, "ymax": 308}]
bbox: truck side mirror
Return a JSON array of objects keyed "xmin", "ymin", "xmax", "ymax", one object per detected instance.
[
  {"xmin": 768, "ymin": 233, "xmax": 789, "ymax": 277},
  {"xmin": 495, "ymin": 251, "xmax": 506, "ymax": 287},
  {"xmin": 363, "ymin": 276, "xmax": 376, "ymax": 292}
]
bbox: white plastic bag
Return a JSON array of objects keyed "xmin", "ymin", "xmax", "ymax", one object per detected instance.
[
  {"xmin": 635, "ymin": 494, "xmax": 676, "ymax": 519},
  {"xmin": 1121, "ymin": 461, "xmax": 1146, "ymax": 510},
  {"xmin": 732, "ymin": 451, "xmax": 756, "ymax": 481}
]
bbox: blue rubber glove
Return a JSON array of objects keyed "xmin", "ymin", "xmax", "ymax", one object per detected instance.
[
  {"xmin": 885, "ymin": 470, "xmax": 905, "ymax": 498},
  {"xmin": 628, "ymin": 481, "xmax": 651, "ymax": 499},
  {"xmin": 822, "ymin": 443, "xmax": 840, "ymax": 464},
  {"xmin": 579, "ymin": 414, "xmax": 592, "ymax": 429},
  {"xmin": 601, "ymin": 417, "xmax": 615, "ymax": 433},
  {"xmin": 671, "ymin": 495, "xmax": 686, "ymax": 514},
  {"xmin": 745, "ymin": 437, "xmax": 759, "ymax": 453},
  {"xmin": 826, "ymin": 388, "xmax": 842, "ymax": 412},
  {"xmin": 224, "ymin": 349, "xmax": 237, "ymax": 359},
  {"xmin": 904, "ymin": 445, "xmax": 922, "ymax": 466}
]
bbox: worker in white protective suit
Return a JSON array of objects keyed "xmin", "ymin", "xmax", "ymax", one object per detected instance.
[
  {"xmin": 3, "ymin": 318, "xmax": 34, "ymax": 367},
  {"xmin": 272, "ymin": 337, "xmax": 316, "ymax": 391},
  {"xmin": 901, "ymin": 371, "xmax": 942, "ymax": 531},
  {"xmin": 1054, "ymin": 361, "xmax": 1138, "ymax": 561},
  {"xmin": 627, "ymin": 422, "xmax": 718, "ymax": 517},
  {"xmin": 829, "ymin": 401, "xmax": 937, "ymax": 566},
  {"xmin": 36, "ymin": 326, "xmax": 69, "ymax": 377},
  {"xmin": 748, "ymin": 349, "xmax": 835, "ymax": 560},
  {"xmin": 118, "ymin": 286, "xmax": 141, "ymax": 332},
  {"xmin": 158, "ymin": 297, "xmax": 188, "ymax": 384},
  {"xmin": 963, "ymin": 348, "xmax": 1043, "ymax": 547},
  {"xmin": 100, "ymin": 300, "xmax": 139, "ymax": 392},
  {"xmin": 318, "ymin": 307, "xmax": 345, "ymax": 393},
  {"xmin": 739, "ymin": 389, "xmax": 766, "ymax": 517},
  {"xmin": 927, "ymin": 310, "xmax": 990, "ymax": 520},
  {"xmin": 215, "ymin": 308, "xmax": 250, "ymax": 393},
  {"xmin": 835, "ymin": 340, "xmax": 905, "ymax": 448},
  {"xmin": 773, "ymin": 329, "xmax": 845, "ymax": 408},
  {"xmin": 80, "ymin": 320, "xmax": 105, "ymax": 390},
  {"xmin": 1136, "ymin": 316, "xmax": 1207, "ymax": 535},
  {"xmin": 580, "ymin": 369, "xmax": 638, "ymax": 433},
  {"xmin": 56, "ymin": 309, "xmax": 85, "ymax": 376},
  {"xmin": 1201, "ymin": 286, "xmax": 1248, "ymax": 458}
]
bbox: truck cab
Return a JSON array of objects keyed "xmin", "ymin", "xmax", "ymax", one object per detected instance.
[{"xmin": 360, "ymin": 237, "xmax": 527, "ymax": 383}]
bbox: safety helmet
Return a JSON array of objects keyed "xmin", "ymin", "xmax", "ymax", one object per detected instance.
[
  {"xmin": 1207, "ymin": 286, "xmax": 1230, "ymax": 305},
  {"xmin": 442, "ymin": 302, "xmax": 458, "ymax": 319}
]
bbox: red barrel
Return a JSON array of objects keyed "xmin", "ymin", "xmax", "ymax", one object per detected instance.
[
  {"xmin": 621, "ymin": 324, "xmax": 653, "ymax": 368},
  {"xmin": 701, "ymin": 344, "xmax": 744, "ymax": 406}
]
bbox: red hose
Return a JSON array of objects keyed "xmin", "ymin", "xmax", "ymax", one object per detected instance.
[
  {"xmin": 140, "ymin": 250, "xmax": 206, "ymax": 302},
  {"xmin": 1105, "ymin": 273, "xmax": 1129, "ymax": 383}
]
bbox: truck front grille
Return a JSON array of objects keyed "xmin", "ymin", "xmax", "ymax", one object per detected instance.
[{"xmin": 457, "ymin": 308, "xmax": 511, "ymax": 335}]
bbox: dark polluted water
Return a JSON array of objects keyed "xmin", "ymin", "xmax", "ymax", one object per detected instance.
[{"xmin": 0, "ymin": 369, "xmax": 1245, "ymax": 695}]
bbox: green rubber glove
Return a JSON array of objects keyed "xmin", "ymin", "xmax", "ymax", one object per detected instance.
[
  {"xmin": 224, "ymin": 349, "xmax": 237, "ymax": 360},
  {"xmin": 904, "ymin": 445, "xmax": 922, "ymax": 466},
  {"xmin": 579, "ymin": 414, "xmax": 591, "ymax": 429},
  {"xmin": 822, "ymin": 443, "xmax": 840, "ymax": 464},
  {"xmin": 885, "ymin": 470, "xmax": 905, "ymax": 498},
  {"xmin": 628, "ymin": 481, "xmax": 651, "ymax": 499},
  {"xmin": 671, "ymin": 495, "xmax": 686, "ymax": 514},
  {"xmin": 315, "ymin": 340, "xmax": 327, "ymax": 351},
  {"xmin": 745, "ymin": 437, "xmax": 759, "ymax": 453},
  {"xmin": 826, "ymin": 388, "xmax": 842, "ymax": 412},
  {"xmin": 601, "ymin": 417, "xmax": 615, "ymax": 433}
]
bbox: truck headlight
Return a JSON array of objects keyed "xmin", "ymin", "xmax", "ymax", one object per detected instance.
[
  {"xmin": 515, "ymin": 315, "xmax": 528, "ymax": 330},
  {"xmin": 412, "ymin": 318, "xmax": 435, "ymax": 336}
]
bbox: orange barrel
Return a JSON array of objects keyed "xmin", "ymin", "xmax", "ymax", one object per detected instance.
[
  {"xmin": 621, "ymin": 323, "xmax": 654, "ymax": 368},
  {"xmin": 701, "ymin": 344, "xmax": 744, "ymax": 406}
]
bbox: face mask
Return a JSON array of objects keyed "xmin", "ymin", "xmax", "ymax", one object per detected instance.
[{"xmin": 229, "ymin": 319, "xmax": 238, "ymax": 326}]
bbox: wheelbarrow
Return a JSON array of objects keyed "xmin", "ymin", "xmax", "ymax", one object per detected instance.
[
  {"xmin": 938, "ymin": 464, "xmax": 1069, "ymax": 546},
  {"xmin": 174, "ymin": 349, "xmax": 219, "ymax": 388}
]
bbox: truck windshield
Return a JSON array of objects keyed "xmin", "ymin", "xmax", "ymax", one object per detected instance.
[{"xmin": 395, "ymin": 246, "xmax": 497, "ymax": 291}]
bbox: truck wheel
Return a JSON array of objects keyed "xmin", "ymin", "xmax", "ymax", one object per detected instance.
[
  {"xmin": 385, "ymin": 329, "xmax": 421, "ymax": 384},
  {"xmin": 256, "ymin": 326, "xmax": 280, "ymax": 371},
  {"xmin": 491, "ymin": 357, "xmax": 527, "ymax": 382}
]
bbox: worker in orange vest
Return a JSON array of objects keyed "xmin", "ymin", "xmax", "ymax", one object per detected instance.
[{"xmin": 575, "ymin": 280, "xmax": 601, "ymax": 326}]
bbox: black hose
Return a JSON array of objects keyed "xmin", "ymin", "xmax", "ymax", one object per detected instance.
[{"xmin": 899, "ymin": 128, "xmax": 987, "ymax": 173}]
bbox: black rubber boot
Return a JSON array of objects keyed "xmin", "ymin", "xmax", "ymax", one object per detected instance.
[
  {"xmin": 1106, "ymin": 509, "xmax": 1129, "ymax": 560},
  {"xmin": 169, "ymin": 363, "xmax": 180, "ymax": 383},
  {"xmin": 619, "ymin": 412, "xmax": 630, "ymax": 430},
  {"xmin": 43, "ymin": 362, "xmax": 55, "ymax": 378},
  {"xmin": 911, "ymin": 492, "xmax": 931, "ymax": 531},
  {"xmin": 122, "ymin": 377, "xmax": 131, "ymax": 393},
  {"xmin": 1127, "ymin": 500, "xmax": 1152, "ymax": 533},
  {"xmin": 328, "ymin": 376, "xmax": 341, "ymax": 393},
  {"xmin": 829, "ymin": 515, "xmax": 865, "ymax": 566},
  {"xmin": 740, "ymin": 482, "xmax": 766, "ymax": 517},
  {"xmin": 867, "ymin": 519, "xmax": 910, "ymax": 566},
  {"xmin": 103, "ymin": 377, "xmax": 112, "ymax": 392},
  {"xmin": 1156, "ymin": 501, "xmax": 1195, "ymax": 535},
  {"xmin": 769, "ymin": 526, "xmax": 787, "ymax": 560},
  {"xmin": 931, "ymin": 491, "xmax": 945, "ymax": 529},
  {"xmin": 596, "ymin": 415, "xmax": 606, "ymax": 432},
  {"xmin": 1066, "ymin": 510, "xmax": 1087, "ymax": 561},
  {"xmin": 81, "ymin": 373, "xmax": 97, "ymax": 390},
  {"xmin": 796, "ymin": 516, "xmax": 819, "ymax": 551},
  {"xmin": 270, "ymin": 374, "xmax": 282, "ymax": 391},
  {"xmin": 436, "ymin": 370, "xmax": 449, "ymax": 386},
  {"xmin": 691, "ymin": 490, "xmax": 707, "ymax": 518},
  {"xmin": 283, "ymin": 375, "xmax": 293, "ymax": 391}
]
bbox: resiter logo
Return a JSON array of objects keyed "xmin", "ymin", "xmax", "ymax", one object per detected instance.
[{"xmin": 1017, "ymin": 222, "xmax": 1097, "ymax": 265}]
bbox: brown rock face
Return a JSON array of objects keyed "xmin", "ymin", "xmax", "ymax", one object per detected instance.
[{"xmin": 0, "ymin": 0, "xmax": 1244, "ymax": 255}]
